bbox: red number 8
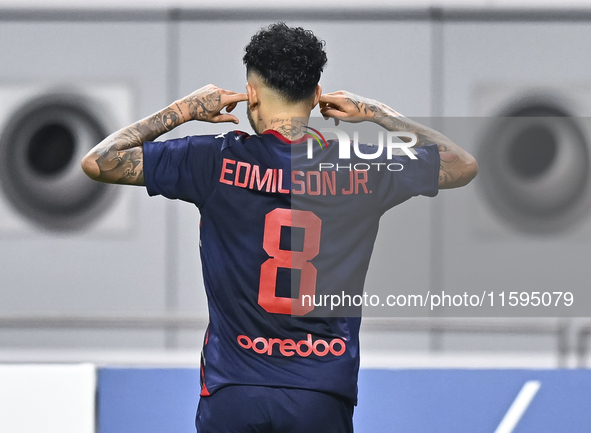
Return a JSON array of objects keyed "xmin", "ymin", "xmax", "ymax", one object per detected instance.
[{"xmin": 258, "ymin": 208, "xmax": 322, "ymax": 316}]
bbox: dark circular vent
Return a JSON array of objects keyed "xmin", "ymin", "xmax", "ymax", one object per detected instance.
[
  {"xmin": 0, "ymin": 93, "xmax": 117, "ymax": 231},
  {"xmin": 478, "ymin": 100, "xmax": 590, "ymax": 234}
]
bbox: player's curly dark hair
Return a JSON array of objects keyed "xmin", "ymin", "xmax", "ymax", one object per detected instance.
[{"xmin": 243, "ymin": 22, "xmax": 327, "ymax": 103}]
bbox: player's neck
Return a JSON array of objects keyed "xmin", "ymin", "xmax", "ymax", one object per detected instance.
[
  {"xmin": 262, "ymin": 115, "xmax": 309, "ymax": 141},
  {"xmin": 248, "ymin": 77, "xmax": 317, "ymax": 142}
]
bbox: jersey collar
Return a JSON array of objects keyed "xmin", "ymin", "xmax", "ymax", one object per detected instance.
[{"xmin": 263, "ymin": 129, "xmax": 311, "ymax": 145}]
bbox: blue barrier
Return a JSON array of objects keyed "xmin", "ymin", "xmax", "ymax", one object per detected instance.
[
  {"xmin": 98, "ymin": 368, "xmax": 591, "ymax": 433},
  {"xmin": 356, "ymin": 369, "xmax": 591, "ymax": 432},
  {"xmin": 98, "ymin": 368, "xmax": 201, "ymax": 433}
]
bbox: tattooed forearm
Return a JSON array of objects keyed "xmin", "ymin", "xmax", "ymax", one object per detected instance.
[
  {"xmin": 376, "ymin": 111, "xmax": 475, "ymax": 188},
  {"xmin": 385, "ymin": 116, "xmax": 476, "ymax": 188},
  {"xmin": 174, "ymin": 102, "xmax": 187, "ymax": 122},
  {"xmin": 360, "ymin": 99, "xmax": 476, "ymax": 188},
  {"xmin": 160, "ymin": 108, "xmax": 182, "ymax": 130},
  {"xmin": 320, "ymin": 90, "xmax": 477, "ymax": 188},
  {"xmin": 106, "ymin": 108, "xmax": 183, "ymax": 153},
  {"xmin": 82, "ymin": 100, "xmax": 186, "ymax": 185},
  {"xmin": 83, "ymin": 84, "xmax": 246, "ymax": 185},
  {"xmin": 358, "ymin": 101, "xmax": 453, "ymax": 149},
  {"xmin": 95, "ymin": 147, "xmax": 144, "ymax": 185},
  {"xmin": 340, "ymin": 95, "xmax": 429, "ymax": 142}
]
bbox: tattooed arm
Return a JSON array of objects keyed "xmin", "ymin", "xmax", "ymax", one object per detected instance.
[
  {"xmin": 81, "ymin": 84, "xmax": 247, "ymax": 185},
  {"xmin": 319, "ymin": 91, "xmax": 478, "ymax": 189}
]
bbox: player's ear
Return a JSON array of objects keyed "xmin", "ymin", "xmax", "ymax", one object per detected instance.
[
  {"xmin": 312, "ymin": 84, "xmax": 322, "ymax": 108},
  {"xmin": 246, "ymin": 83, "xmax": 258, "ymax": 108}
]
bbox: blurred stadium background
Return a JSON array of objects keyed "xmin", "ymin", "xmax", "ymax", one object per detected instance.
[{"xmin": 1, "ymin": 0, "xmax": 591, "ymax": 432}]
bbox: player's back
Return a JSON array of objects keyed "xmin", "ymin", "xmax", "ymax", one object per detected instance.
[{"xmin": 143, "ymin": 128, "xmax": 439, "ymax": 403}]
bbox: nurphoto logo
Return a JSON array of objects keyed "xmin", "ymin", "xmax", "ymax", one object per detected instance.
[{"xmin": 305, "ymin": 127, "xmax": 419, "ymax": 160}]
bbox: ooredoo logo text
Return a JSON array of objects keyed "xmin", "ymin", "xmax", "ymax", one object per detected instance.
[{"xmin": 237, "ymin": 333, "xmax": 347, "ymax": 357}]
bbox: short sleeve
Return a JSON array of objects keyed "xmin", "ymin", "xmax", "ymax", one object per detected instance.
[
  {"xmin": 374, "ymin": 143, "xmax": 440, "ymax": 212},
  {"xmin": 143, "ymin": 135, "xmax": 221, "ymax": 207}
]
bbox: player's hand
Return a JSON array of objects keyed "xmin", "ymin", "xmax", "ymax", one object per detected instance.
[
  {"xmin": 179, "ymin": 84, "xmax": 248, "ymax": 124},
  {"xmin": 319, "ymin": 91, "xmax": 389, "ymax": 126}
]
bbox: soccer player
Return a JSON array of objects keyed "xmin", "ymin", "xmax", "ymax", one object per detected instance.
[{"xmin": 82, "ymin": 22, "xmax": 477, "ymax": 433}]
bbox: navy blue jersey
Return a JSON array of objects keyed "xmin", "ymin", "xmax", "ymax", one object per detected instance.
[{"xmin": 143, "ymin": 129, "xmax": 439, "ymax": 404}]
